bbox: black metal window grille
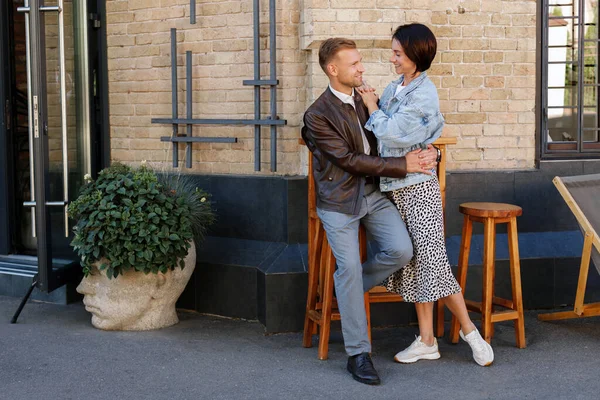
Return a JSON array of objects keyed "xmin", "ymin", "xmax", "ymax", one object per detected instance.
[{"xmin": 151, "ymin": 0, "xmax": 286, "ymax": 171}]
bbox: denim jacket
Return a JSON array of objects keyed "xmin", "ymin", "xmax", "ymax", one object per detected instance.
[{"xmin": 365, "ymin": 72, "xmax": 444, "ymax": 192}]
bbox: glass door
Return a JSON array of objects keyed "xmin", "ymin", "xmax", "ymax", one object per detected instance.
[{"xmin": 1, "ymin": 0, "xmax": 94, "ymax": 292}]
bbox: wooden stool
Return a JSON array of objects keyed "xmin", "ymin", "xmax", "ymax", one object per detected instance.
[{"xmin": 449, "ymin": 202, "xmax": 526, "ymax": 348}]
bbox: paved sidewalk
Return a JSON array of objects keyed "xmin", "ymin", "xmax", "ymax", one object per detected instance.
[{"xmin": 1, "ymin": 295, "xmax": 599, "ymax": 400}]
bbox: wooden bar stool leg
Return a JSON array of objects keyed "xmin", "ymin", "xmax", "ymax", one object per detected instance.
[
  {"xmin": 451, "ymin": 215, "xmax": 473, "ymax": 343},
  {"xmin": 318, "ymin": 239, "xmax": 335, "ymax": 360},
  {"xmin": 508, "ymin": 217, "xmax": 526, "ymax": 348},
  {"xmin": 481, "ymin": 217, "xmax": 496, "ymax": 344},
  {"xmin": 489, "ymin": 223, "xmax": 497, "ymax": 342}
]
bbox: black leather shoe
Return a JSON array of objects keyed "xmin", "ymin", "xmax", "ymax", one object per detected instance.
[{"xmin": 347, "ymin": 352, "xmax": 381, "ymax": 385}]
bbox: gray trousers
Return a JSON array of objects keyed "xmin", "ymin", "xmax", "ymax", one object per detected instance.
[{"xmin": 317, "ymin": 185, "xmax": 413, "ymax": 356}]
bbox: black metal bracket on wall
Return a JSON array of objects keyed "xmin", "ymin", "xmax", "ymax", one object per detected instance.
[{"xmin": 152, "ymin": 0, "xmax": 286, "ymax": 171}]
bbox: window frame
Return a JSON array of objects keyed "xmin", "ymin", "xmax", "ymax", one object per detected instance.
[{"xmin": 540, "ymin": 0, "xmax": 600, "ymax": 160}]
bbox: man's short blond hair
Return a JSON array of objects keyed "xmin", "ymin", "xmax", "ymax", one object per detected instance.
[{"xmin": 318, "ymin": 38, "xmax": 357, "ymax": 74}]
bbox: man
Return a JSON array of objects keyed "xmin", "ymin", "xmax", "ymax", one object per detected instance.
[{"xmin": 301, "ymin": 38, "xmax": 439, "ymax": 385}]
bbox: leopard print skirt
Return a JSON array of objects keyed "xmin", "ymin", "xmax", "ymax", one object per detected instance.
[{"xmin": 384, "ymin": 175, "xmax": 461, "ymax": 303}]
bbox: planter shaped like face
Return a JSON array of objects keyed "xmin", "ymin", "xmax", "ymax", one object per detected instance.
[{"xmin": 76, "ymin": 242, "xmax": 196, "ymax": 331}]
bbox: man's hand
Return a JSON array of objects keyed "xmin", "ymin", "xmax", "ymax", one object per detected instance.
[{"xmin": 405, "ymin": 144, "xmax": 438, "ymax": 175}]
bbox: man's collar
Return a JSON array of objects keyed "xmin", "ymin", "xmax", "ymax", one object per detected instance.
[{"xmin": 328, "ymin": 84, "xmax": 355, "ymax": 104}]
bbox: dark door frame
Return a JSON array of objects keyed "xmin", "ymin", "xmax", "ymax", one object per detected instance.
[
  {"xmin": 0, "ymin": 0, "xmax": 16, "ymax": 256},
  {"xmin": 0, "ymin": 0, "xmax": 110, "ymax": 293}
]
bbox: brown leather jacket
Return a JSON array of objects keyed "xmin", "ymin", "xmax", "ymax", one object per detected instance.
[{"xmin": 301, "ymin": 87, "xmax": 408, "ymax": 215}]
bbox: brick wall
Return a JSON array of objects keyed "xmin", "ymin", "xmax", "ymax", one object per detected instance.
[
  {"xmin": 106, "ymin": 0, "xmax": 305, "ymax": 175},
  {"xmin": 106, "ymin": 0, "xmax": 537, "ymax": 174}
]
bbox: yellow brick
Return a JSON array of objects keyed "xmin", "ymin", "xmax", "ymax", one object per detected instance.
[
  {"xmin": 429, "ymin": 64, "xmax": 453, "ymax": 76},
  {"xmin": 463, "ymin": 52, "xmax": 483, "ymax": 63},
  {"xmin": 360, "ymin": 10, "xmax": 383, "ymax": 22},
  {"xmin": 493, "ymin": 64, "xmax": 513, "ymax": 75},
  {"xmin": 508, "ymin": 100, "xmax": 535, "ymax": 112},
  {"xmin": 376, "ymin": 0, "xmax": 414, "ymax": 9},
  {"xmin": 441, "ymin": 52, "xmax": 462, "ymax": 63},
  {"xmin": 454, "ymin": 64, "xmax": 491, "ymax": 76},
  {"xmin": 201, "ymin": 2, "xmax": 242, "ymax": 16},
  {"xmin": 449, "ymin": 13, "xmax": 490, "ymax": 25},
  {"xmin": 511, "ymin": 88, "xmax": 535, "ymax": 100},
  {"xmin": 444, "ymin": 113, "xmax": 486, "ymax": 124},
  {"xmin": 491, "ymin": 89, "xmax": 511, "ymax": 100},
  {"xmin": 462, "ymin": 26, "xmax": 484, "ymax": 37},
  {"xmin": 458, "ymin": 100, "xmax": 480, "ymax": 112},
  {"xmin": 481, "ymin": 0, "xmax": 503, "ymax": 13},
  {"xmin": 485, "ymin": 76, "xmax": 505, "ymax": 88},
  {"xmin": 502, "ymin": 2, "xmax": 536, "ymax": 14},
  {"xmin": 463, "ymin": 76, "xmax": 484, "ymax": 88},
  {"xmin": 488, "ymin": 113, "xmax": 518, "ymax": 124},
  {"xmin": 512, "ymin": 15, "xmax": 536, "ymax": 27},
  {"xmin": 506, "ymin": 76, "xmax": 535, "ymax": 88},
  {"xmin": 491, "ymin": 14, "xmax": 511, "ymax": 25},
  {"xmin": 405, "ymin": 10, "xmax": 432, "ymax": 24},
  {"xmin": 490, "ymin": 39, "xmax": 518, "ymax": 51},
  {"xmin": 439, "ymin": 100, "xmax": 457, "ymax": 113},
  {"xmin": 452, "ymin": 150, "xmax": 482, "ymax": 161},
  {"xmin": 484, "ymin": 52, "xmax": 504, "ymax": 63},
  {"xmin": 331, "ymin": 0, "xmax": 372, "ymax": 8},
  {"xmin": 477, "ymin": 136, "xmax": 519, "ymax": 149},
  {"xmin": 483, "ymin": 125, "xmax": 505, "ymax": 136},
  {"xmin": 449, "ymin": 39, "xmax": 489, "ymax": 50},
  {"xmin": 484, "ymin": 26, "xmax": 505, "ymax": 38},
  {"xmin": 431, "ymin": 12, "xmax": 448, "ymax": 25},
  {"xmin": 434, "ymin": 26, "xmax": 462, "ymax": 37}
]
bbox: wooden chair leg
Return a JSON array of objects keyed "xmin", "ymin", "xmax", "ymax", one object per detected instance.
[
  {"xmin": 508, "ymin": 217, "xmax": 526, "ymax": 349},
  {"xmin": 451, "ymin": 215, "xmax": 473, "ymax": 343},
  {"xmin": 364, "ymin": 292, "xmax": 372, "ymax": 344},
  {"xmin": 303, "ymin": 219, "xmax": 322, "ymax": 348},
  {"xmin": 481, "ymin": 217, "xmax": 496, "ymax": 344},
  {"xmin": 318, "ymin": 239, "xmax": 335, "ymax": 360}
]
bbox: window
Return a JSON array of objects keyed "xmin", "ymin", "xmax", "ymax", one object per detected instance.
[{"xmin": 542, "ymin": 0, "xmax": 600, "ymax": 158}]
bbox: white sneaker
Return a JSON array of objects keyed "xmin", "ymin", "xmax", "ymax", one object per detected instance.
[
  {"xmin": 394, "ymin": 336, "xmax": 441, "ymax": 363},
  {"xmin": 459, "ymin": 328, "xmax": 494, "ymax": 366}
]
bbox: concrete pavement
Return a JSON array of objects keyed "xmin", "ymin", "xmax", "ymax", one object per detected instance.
[{"xmin": 1, "ymin": 295, "xmax": 599, "ymax": 400}]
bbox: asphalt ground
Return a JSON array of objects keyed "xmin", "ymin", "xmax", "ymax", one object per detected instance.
[{"xmin": 1, "ymin": 295, "xmax": 599, "ymax": 400}]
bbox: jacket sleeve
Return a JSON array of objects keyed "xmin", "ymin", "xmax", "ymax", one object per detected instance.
[
  {"xmin": 303, "ymin": 111, "xmax": 407, "ymax": 179},
  {"xmin": 364, "ymin": 91, "xmax": 434, "ymax": 148}
]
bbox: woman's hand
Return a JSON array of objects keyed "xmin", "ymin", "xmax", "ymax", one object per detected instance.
[{"xmin": 357, "ymin": 85, "xmax": 380, "ymax": 114}]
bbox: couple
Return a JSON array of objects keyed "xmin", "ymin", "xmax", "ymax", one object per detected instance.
[{"xmin": 301, "ymin": 23, "xmax": 494, "ymax": 386}]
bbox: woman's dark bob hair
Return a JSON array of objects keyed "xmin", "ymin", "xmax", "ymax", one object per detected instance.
[{"xmin": 392, "ymin": 23, "xmax": 437, "ymax": 72}]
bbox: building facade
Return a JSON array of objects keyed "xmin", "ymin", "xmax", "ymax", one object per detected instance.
[{"xmin": 1, "ymin": 0, "xmax": 599, "ymax": 332}]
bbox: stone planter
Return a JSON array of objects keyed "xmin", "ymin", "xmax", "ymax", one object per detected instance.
[{"xmin": 76, "ymin": 241, "xmax": 196, "ymax": 331}]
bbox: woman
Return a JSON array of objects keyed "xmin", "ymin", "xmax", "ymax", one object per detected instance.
[{"xmin": 357, "ymin": 23, "xmax": 494, "ymax": 367}]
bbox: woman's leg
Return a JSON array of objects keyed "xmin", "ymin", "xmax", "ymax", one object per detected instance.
[
  {"xmin": 394, "ymin": 301, "xmax": 440, "ymax": 363},
  {"xmin": 443, "ymin": 292, "xmax": 476, "ymax": 335},
  {"xmin": 444, "ymin": 292, "xmax": 494, "ymax": 366},
  {"xmin": 415, "ymin": 302, "xmax": 435, "ymax": 346}
]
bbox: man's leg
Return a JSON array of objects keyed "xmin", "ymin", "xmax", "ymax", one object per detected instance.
[
  {"xmin": 317, "ymin": 207, "xmax": 371, "ymax": 356},
  {"xmin": 360, "ymin": 186, "xmax": 413, "ymax": 292}
]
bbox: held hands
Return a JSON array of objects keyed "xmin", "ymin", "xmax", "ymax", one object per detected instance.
[
  {"xmin": 356, "ymin": 82, "xmax": 379, "ymax": 110},
  {"xmin": 405, "ymin": 144, "xmax": 438, "ymax": 175}
]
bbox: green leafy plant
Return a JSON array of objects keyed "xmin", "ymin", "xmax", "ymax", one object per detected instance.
[{"xmin": 68, "ymin": 163, "xmax": 215, "ymax": 278}]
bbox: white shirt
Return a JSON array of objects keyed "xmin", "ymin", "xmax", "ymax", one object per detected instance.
[
  {"xmin": 329, "ymin": 85, "xmax": 371, "ymax": 155},
  {"xmin": 394, "ymin": 84, "xmax": 407, "ymax": 97}
]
